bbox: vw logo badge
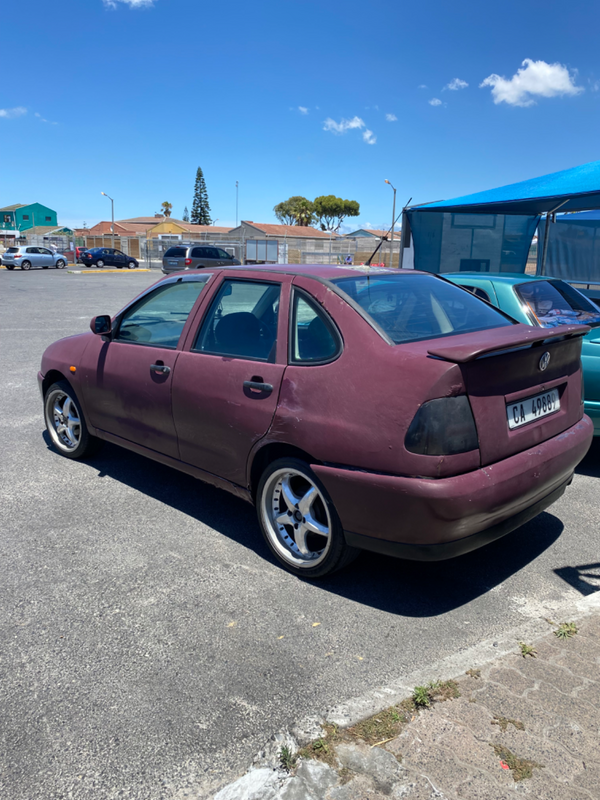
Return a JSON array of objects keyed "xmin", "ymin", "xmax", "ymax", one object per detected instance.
[{"xmin": 539, "ymin": 352, "xmax": 551, "ymax": 371}]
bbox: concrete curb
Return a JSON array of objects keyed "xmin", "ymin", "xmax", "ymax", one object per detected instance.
[
  {"xmin": 210, "ymin": 590, "xmax": 600, "ymax": 799},
  {"xmin": 66, "ymin": 269, "xmax": 151, "ymax": 274}
]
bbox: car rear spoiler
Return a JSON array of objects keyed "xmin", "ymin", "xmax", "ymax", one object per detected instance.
[{"xmin": 427, "ymin": 323, "xmax": 590, "ymax": 363}]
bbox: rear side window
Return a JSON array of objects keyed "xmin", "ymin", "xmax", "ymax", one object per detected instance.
[
  {"xmin": 515, "ymin": 280, "xmax": 600, "ymax": 328},
  {"xmin": 194, "ymin": 279, "xmax": 280, "ymax": 361},
  {"xmin": 164, "ymin": 247, "xmax": 187, "ymax": 258},
  {"xmin": 291, "ymin": 291, "xmax": 341, "ymax": 364},
  {"xmin": 462, "ymin": 285, "xmax": 492, "ymax": 303},
  {"xmin": 333, "ymin": 274, "xmax": 513, "ymax": 344}
]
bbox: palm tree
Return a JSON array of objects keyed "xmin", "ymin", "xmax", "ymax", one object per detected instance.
[{"xmin": 161, "ymin": 201, "xmax": 173, "ymax": 218}]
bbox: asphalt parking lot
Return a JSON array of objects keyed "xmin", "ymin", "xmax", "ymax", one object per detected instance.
[{"xmin": 1, "ymin": 268, "xmax": 599, "ymax": 800}]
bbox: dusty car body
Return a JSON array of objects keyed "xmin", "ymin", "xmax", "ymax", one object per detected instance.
[{"xmin": 38, "ymin": 265, "xmax": 593, "ymax": 577}]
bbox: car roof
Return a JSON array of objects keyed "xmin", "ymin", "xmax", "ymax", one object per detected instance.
[
  {"xmin": 446, "ymin": 272, "xmax": 548, "ymax": 284},
  {"xmin": 166, "ymin": 264, "xmax": 423, "ymax": 280}
]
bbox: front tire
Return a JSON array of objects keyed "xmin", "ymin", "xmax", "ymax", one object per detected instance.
[
  {"xmin": 55, "ymin": 259, "xmax": 66, "ymax": 269},
  {"xmin": 127, "ymin": 261, "xmax": 136, "ymax": 269},
  {"xmin": 256, "ymin": 457, "xmax": 358, "ymax": 578},
  {"xmin": 44, "ymin": 380, "xmax": 102, "ymax": 459},
  {"xmin": 20, "ymin": 260, "xmax": 32, "ymax": 270}
]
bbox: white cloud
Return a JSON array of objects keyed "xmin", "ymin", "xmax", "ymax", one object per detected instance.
[
  {"xmin": 445, "ymin": 78, "xmax": 468, "ymax": 91},
  {"xmin": 385, "ymin": 113, "xmax": 397, "ymax": 122},
  {"xmin": 362, "ymin": 129, "xmax": 376, "ymax": 145},
  {"xmin": 589, "ymin": 79, "xmax": 600, "ymax": 93},
  {"xmin": 480, "ymin": 58, "xmax": 583, "ymax": 107},
  {"xmin": 104, "ymin": 0, "xmax": 154, "ymax": 8},
  {"xmin": 323, "ymin": 116, "xmax": 365, "ymax": 134},
  {"xmin": 418, "ymin": 85, "xmax": 428, "ymax": 89},
  {"xmin": 34, "ymin": 111, "xmax": 58, "ymax": 125},
  {"xmin": 429, "ymin": 98, "xmax": 442, "ymax": 106},
  {"xmin": 0, "ymin": 106, "xmax": 27, "ymax": 119},
  {"xmin": 298, "ymin": 106, "xmax": 308, "ymax": 114}
]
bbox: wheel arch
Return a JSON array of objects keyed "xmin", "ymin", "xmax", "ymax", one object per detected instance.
[
  {"xmin": 42, "ymin": 369, "xmax": 70, "ymax": 397},
  {"xmin": 248, "ymin": 442, "xmax": 321, "ymax": 502}
]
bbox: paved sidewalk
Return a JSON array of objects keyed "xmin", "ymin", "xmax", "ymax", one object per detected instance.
[{"xmin": 211, "ymin": 609, "xmax": 600, "ymax": 800}]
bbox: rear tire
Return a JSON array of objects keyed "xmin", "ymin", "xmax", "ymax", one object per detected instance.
[
  {"xmin": 6, "ymin": 265, "xmax": 14, "ymax": 270},
  {"xmin": 44, "ymin": 380, "xmax": 102, "ymax": 460},
  {"xmin": 20, "ymin": 260, "xmax": 31, "ymax": 271},
  {"xmin": 256, "ymin": 457, "xmax": 359, "ymax": 578},
  {"xmin": 96, "ymin": 259, "xmax": 105, "ymax": 268}
]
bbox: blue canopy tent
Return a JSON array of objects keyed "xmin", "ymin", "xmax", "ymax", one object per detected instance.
[{"xmin": 402, "ymin": 159, "xmax": 600, "ymax": 275}]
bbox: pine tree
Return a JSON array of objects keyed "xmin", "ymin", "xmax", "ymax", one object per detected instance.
[
  {"xmin": 182, "ymin": 206, "xmax": 190, "ymax": 222},
  {"xmin": 191, "ymin": 167, "xmax": 212, "ymax": 225}
]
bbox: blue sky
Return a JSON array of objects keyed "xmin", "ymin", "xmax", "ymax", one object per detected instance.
[{"xmin": 1, "ymin": 0, "xmax": 599, "ymax": 231}]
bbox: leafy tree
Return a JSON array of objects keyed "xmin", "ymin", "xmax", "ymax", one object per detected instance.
[
  {"xmin": 182, "ymin": 206, "xmax": 190, "ymax": 222},
  {"xmin": 161, "ymin": 201, "xmax": 172, "ymax": 217},
  {"xmin": 313, "ymin": 196, "xmax": 360, "ymax": 232},
  {"xmin": 274, "ymin": 196, "xmax": 315, "ymax": 227},
  {"xmin": 191, "ymin": 167, "xmax": 212, "ymax": 225}
]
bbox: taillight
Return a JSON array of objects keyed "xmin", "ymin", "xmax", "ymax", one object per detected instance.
[
  {"xmin": 405, "ymin": 396, "xmax": 478, "ymax": 455},
  {"xmin": 14, "ymin": 254, "xmax": 21, "ymax": 258},
  {"xmin": 185, "ymin": 258, "xmax": 192, "ymax": 266}
]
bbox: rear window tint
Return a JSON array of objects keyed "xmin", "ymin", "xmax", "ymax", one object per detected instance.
[
  {"xmin": 333, "ymin": 274, "xmax": 513, "ymax": 344},
  {"xmin": 164, "ymin": 247, "xmax": 187, "ymax": 258},
  {"xmin": 6, "ymin": 247, "xmax": 18, "ymax": 252},
  {"xmin": 515, "ymin": 280, "xmax": 600, "ymax": 328}
]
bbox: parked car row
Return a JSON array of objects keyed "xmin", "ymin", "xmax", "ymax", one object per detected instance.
[{"xmin": 39, "ymin": 264, "xmax": 593, "ymax": 578}]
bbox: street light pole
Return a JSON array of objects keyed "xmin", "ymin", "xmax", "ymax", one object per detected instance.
[
  {"xmin": 385, "ymin": 180, "xmax": 397, "ymax": 267},
  {"xmin": 235, "ymin": 181, "xmax": 239, "ymax": 227},
  {"xmin": 101, "ymin": 191, "xmax": 115, "ymax": 249}
]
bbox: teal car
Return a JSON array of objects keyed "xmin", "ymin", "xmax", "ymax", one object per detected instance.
[{"xmin": 445, "ymin": 273, "xmax": 600, "ymax": 435}]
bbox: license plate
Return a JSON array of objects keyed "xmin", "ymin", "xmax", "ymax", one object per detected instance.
[
  {"xmin": 507, "ymin": 388, "xmax": 560, "ymax": 430},
  {"xmin": 169, "ymin": 261, "xmax": 178, "ymax": 266}
]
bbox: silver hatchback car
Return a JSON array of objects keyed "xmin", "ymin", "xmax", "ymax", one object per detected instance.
[
  {"xmin": 2, "ymin": 246, "xmax": 68, "ymax": 270},
  {"xmin": 162, "ymin": 244, "xmax": 241, "ymax": 275}
]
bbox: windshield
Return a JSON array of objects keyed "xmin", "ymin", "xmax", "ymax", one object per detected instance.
[
  {"xmin": 333, "ymin": 274, "xmax": 513, "ymax": 344},
  {"xmin": 515, "ymin": 280, "xmax": 600, "ymax": 328}
]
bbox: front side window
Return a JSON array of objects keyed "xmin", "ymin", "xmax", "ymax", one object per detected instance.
[
  {"xmin": 217, "ymin": 248, "xmax": 232, "ymax": 259},
  {"xmin": 333, "ymin": 274, "xmax": 513, "ymax": 344},
  {"xmin": 515, "ymin": 280, "xmax": 600, "ymax": 328},
  {"xmin": 194, "ymin": 279, "xmax": 280, "ymax": 361},
  {"xmin": 291, "ymin": 291, "xmax": 341, "ymax": 364},
  {"xmin": 116, "ymin": 277, "xmax": 211, "ymax": 348}
]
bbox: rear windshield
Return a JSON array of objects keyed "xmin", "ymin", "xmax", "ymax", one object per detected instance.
[
  {"xmin": 6, "ymin": 247, "xmax": 18, "ymax": 252},
  {"xmin": 164, "ymin": 247, "xmax": 187, "ymax": 258},
  {"xmin": 333, "ymin": 273, "xmax": 513, "ymax": 344},
  {"xmin": 515, "ymin": 280, "xmax": 600, "ymax": 328}
]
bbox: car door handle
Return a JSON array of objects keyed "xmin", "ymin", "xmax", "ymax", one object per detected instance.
[
  {"xmin": 243, "ymin": 379, "xmax": 273, "ymax": 393},
  {"xmin": 150, "ymin": 363, "xmax": 171, "ymax": 375}
]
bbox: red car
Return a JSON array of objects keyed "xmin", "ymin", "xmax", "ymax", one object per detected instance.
[{"xmin": 39, "ymin": 266, "xmax": 593, "ymax": 577}]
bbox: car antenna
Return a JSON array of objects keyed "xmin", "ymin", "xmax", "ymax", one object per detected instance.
[{"xmin": 365, "ymin": 197, "xmax": 412, "ymax": 267}]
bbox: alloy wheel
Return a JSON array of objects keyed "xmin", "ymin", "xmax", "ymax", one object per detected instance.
[
  {"xmin": 45, "ymin": 389, "xmax": 82, "ymax": 452},
  {"xmin": 260, "ymin": 467, "xmax": 332, "ymax": 569}
]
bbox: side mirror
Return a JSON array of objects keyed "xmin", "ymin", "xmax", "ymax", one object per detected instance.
[{"xmin": 90, "ymin": 315, "xmax": 112, "ymax": 336}]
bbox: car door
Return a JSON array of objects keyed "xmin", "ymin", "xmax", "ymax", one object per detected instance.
[
  {"xmin": 190, "ymin": 246, "xmax": 209, "ymax": 269},
  {"xmin": 172, "ymin": 273, "xmax": 292, "ymax": 485},
  {"xmin": 216, "ymin": 248, "xmax": 233, "ymax": 266},
  {"xmin": 113, "ymin": 249, "xmax": 127, "ymax": 268},
  {"xmin": 80, "ymin": 274, "xmax": 213, "ymax": 457},
  {"xmin": 25, "ymin": 247, "xmax": 42, "ymax": 267},
  {"xmin": 38, "ymin": 247, "xmax": 54, "ymax": 267}
]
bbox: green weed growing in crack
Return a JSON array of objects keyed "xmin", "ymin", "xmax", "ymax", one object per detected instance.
[
  {"xmin": 554, "ymin": 622, "xmax": 578, "ymax": 640},
  {"xmin": 518, "ymin": 642, "xmax": 537, "ymax": 658},
  {"xmin": 492, "ymin": 716, "xmax": 525, "ymax": 732},
  {"xmin": 412, "ymin": 685, "xmax": 431, "ymax": 707},
  {"xmin": 279, "ymin": 746, "xmax": 297, "ymax": 773},
  {"xmin": 490, "ymin": 743, "xmax": 543, "ymax": 781}
]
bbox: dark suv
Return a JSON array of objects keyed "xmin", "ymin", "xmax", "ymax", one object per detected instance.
[{"xmin": 162, "ymin": 245, "xmax": 240, "ymax": 275}]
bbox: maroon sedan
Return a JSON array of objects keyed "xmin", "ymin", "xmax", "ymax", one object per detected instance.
[{"xmin": 39, "ymin": 266, "xmax": 593, "ymax": 577}]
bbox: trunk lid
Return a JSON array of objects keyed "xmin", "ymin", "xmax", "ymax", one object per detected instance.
[{"xmin": 428, "ymin": 322, "xmax": 589, "ymax": 466}]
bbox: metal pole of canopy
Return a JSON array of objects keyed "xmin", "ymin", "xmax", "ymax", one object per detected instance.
[{"xmin": 539, "ymin": 199, "xmax": 569, "ymax": 276}]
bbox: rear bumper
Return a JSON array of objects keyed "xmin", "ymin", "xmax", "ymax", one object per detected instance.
[
  {"xmin": 312, "ymin": 415, "xmax": 593, "ymax": 561},
  {"xmin": 584, "ymin": 400, "xmax": 600, "ymax": 435}
]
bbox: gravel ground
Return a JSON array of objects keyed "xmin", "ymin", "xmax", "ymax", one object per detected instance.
[{"xmin": 1, "ymin": 269, "xmax": 599, "ymax": 799}]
